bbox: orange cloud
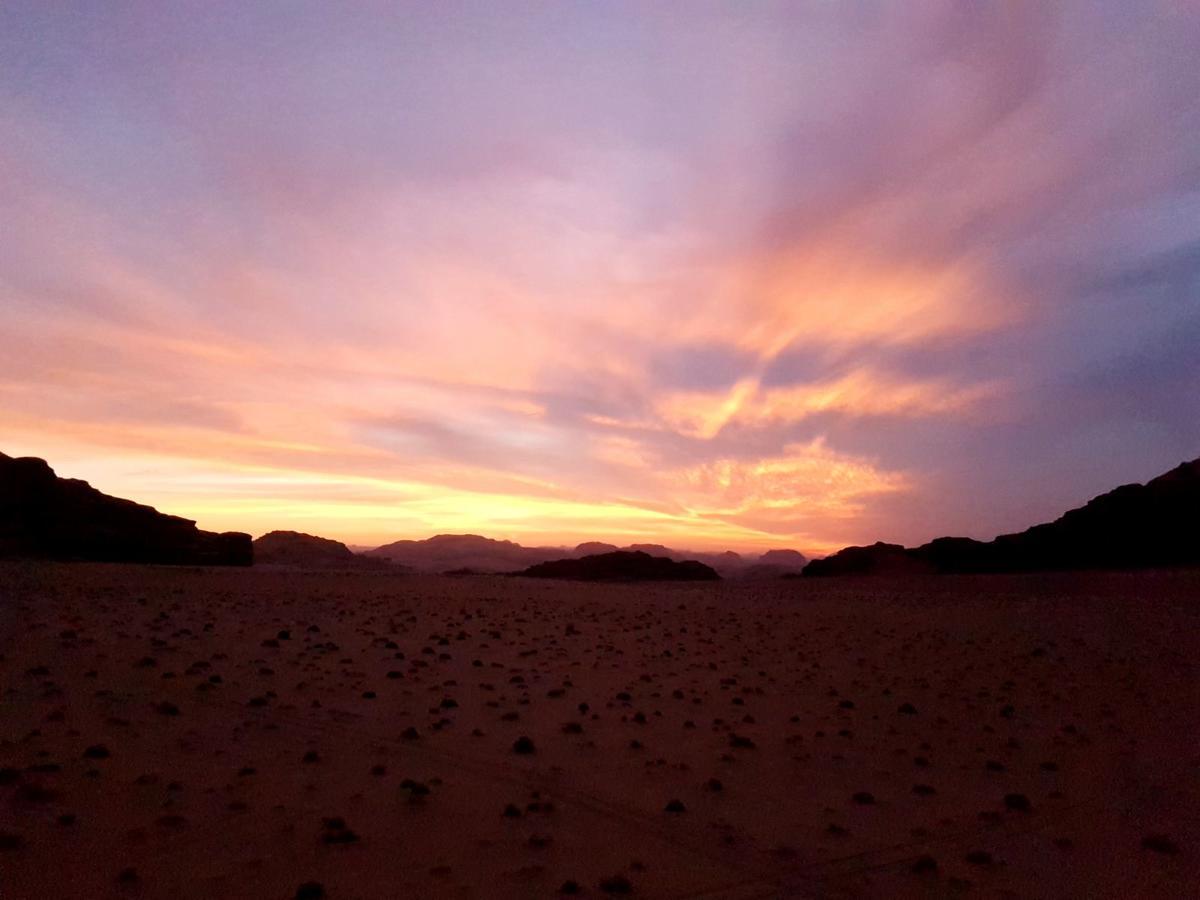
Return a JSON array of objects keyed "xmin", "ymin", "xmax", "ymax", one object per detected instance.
[
  {"xmin": 653, "ymin": 243, "xmax": 1016, "ymax": 363},
  {"xmin": 1, "ymin": 230, "xmax": 991, "ymax": 555},
  {"xmin": 2, "ymin": 34, "xmax": 1031, "ymax": 559},
  {"xmin": 672, "ymin": 438, "xmax": 910, "ymax": 524},
  {"xmin": 658, "ymin": 370, "xmax": 999, "ymax": 439},
  {"xmin": 3, "ymin": 420, "xmax": 832, "ymax": 553}
]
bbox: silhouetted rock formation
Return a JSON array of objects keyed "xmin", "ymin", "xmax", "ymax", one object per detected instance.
[
  {"xmin": 624, "ymin": 544, "xmax": 747, "ymax": 575},
  {"xmin": 801, "ymin": 542, "xmax": 934, "ymax": 577},
  {"xmin": 255, "ymin": 530, "xmax": 355, "ymax": 565},
  {"xmin": 253, "ymin": 530, "xmax": 392, "ymax": 569},
  {"xmin": 740, "ymin": 548, "xmax": 809, "ymax": 578},
  {"xmin": 805, "ymin": 457, "xmax": 1200, "ymax": 576},
  {"xmin": 627, "ymin": 543, "xmax": 673, "ymax": 557},
  {"xmin": 517, "ymin": 550, "xmax": 720, "ymax": 582},
  {"xmin": 757, "ymin": 548, "xmax": 808, "ymax": 568},
  {"xmin": 364, "ymin": 533, "xmax": 806, "ymax": 576},
  {"xmin": 704, "ymin": 550, "xmax": 745, "ymax": 571},
  {"xmin": 0, "ymin": 452, "xmax": 251, "ymax": 565},
  {"xmin": 618, "ymin": 546, "xmax": 805, "ymax": 578}
]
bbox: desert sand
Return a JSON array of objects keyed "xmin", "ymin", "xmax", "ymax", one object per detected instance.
[{"xmin": 2, "ymin": 563, "xmax": 1196, "ymax": 899}]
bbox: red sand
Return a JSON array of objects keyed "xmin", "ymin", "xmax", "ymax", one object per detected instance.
[{"xmin": 2, "ymin": 563, "xmax": 1196, "ymax": 898}]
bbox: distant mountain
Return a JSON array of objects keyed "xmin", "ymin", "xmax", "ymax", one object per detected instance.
[
  {"xmin": 758, "ymin": 548, "xmax": 808, "ymax": 568},
  {"xmin": 255, "ymin": 530, "xmax": 355, "ymax": 565},
  {"xmin": 627, "ymin": 543, "xmax": 739, "ymax": 573},
  {"xmin": 805, "ymin": 457, "xmax": 1200, "ymax": 576},
  {"xmin": 365, "ymin": 533, "xmax": 563, "ymax": 574},
  {"xmin": 364, "ymin": 533, "xmax": 806, "ymax": 576},
  {"xmin": 0, "ymin": 452, "xmax": 251, "ymax": 566},
  {"xmin": 738, "ymin": 548, "xmax": 808, "ymax": 579},
  {"xmin": 574, "ymin": 541, "xmax": 619, "ymax": 556},
  {"xmin": 606, "ymin": 544, "xmax": 809, "ymax": 577},
  {"xmin": 696, "ymin": 550, "xmax": 745, "ymax": 573},
  {"xmin": 517, "ymin": 550, "xmax": 720, "ymax": 582},
  {"xmin": 253, "ymin": 530, "xmax": 394, "ymax": 569},
  {"xmin": 627, "ymin": 542, "xmax": 673, "ymax": 556}
]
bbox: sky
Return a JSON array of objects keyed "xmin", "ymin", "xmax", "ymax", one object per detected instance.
[{"xmin": 2, "ymin": 2, "xmax": 1199, "ymax": 555}]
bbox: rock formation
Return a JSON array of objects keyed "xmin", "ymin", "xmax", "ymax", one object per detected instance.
[
  {"xmin": 253, "ymin": 530, "xmax": 389, "ymax": 569},
  {"xmin": 805, "ymin": 458, "xmax": 1200, "ymax": 576},
  {"xmin": 0, "ymin": 452, "xmax": 251, "ymax": 565},
  {"xmin": 517, "ymin": 550, "xmax": 720, "ymax": 581}
]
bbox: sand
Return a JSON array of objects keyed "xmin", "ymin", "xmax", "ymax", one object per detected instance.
[{"xmin": 1, "ymin": 562, "xmax": 1196, "ymax": 898}]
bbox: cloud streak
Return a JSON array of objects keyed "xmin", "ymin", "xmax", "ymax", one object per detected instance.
[{"xmin": 2, "ymin": 2, "xmax": 1198, "ymax": 553}]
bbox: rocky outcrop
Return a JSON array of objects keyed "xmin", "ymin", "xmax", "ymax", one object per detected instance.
[
  {"xmin": 757, "ymin": 548, "xmax": 808, "ymax": 569},
  {"xmin": 253, "ymin": 530, "xmax": 383, "ymax": 568},
  {"xmin": 0, "ymin": 452, "xmax": 251, "ymax": 566},
  {"xmin": 805, "ymin": 457, "xmax": 1200, "ymax": 576},
  {"xmin": 979, "ymin": 458, "xmax": 1199, "ymax": 571},
  {"xmin": 801, "ymin": 542, "xmax": 933, "ymax": 577},
  {"xmin": 517, "ymin": 550, "xmax": 720, "ymax": 582}
]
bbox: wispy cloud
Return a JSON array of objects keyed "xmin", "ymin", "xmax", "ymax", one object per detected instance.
[{"xmin": 2, "ymin": 2, "xmax": 1197, "ymax": 552}]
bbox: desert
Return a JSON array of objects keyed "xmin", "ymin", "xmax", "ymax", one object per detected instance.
[
  {"xmin": 3, "ymin": 563, "xmax": 1196, "ymax": 899},
  {"xmin": 4, "ymin": 3, "xmax": 1199, "ymax": 898}
]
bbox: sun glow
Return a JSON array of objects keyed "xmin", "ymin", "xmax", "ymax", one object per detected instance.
[{"xmin": 5, "ymin": 2, "xmax": 1192, "ymax": 554}]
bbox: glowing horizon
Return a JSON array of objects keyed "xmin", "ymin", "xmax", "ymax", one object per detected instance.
[{"xmin": 3, "ymin": 3, "xmax": 1198, "ymax": 557}]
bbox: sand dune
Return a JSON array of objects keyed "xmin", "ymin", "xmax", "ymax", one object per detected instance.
[{"xmin": 2, "ymin": 563, "xmax": 1196, "ymax": 898}]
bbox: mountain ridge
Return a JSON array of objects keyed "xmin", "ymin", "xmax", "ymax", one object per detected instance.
[
  {"xmin": 0, "ymin": 452, "xmax": 251, "ymax": 566},
  {"xmin": 252, "ymin": 530, "xmax": 398, "ymax": 569},
  {"xmin": 805, "ymin": 457, "xmax": 1200, "ymax": 576},
  {"xmin": 365, "ymin": 532, "xmax": 805, "ymax": 575}
]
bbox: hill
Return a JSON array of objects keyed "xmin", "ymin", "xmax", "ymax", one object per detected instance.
[
  {"xmin": 252, "ymin": 530, "xmax": 394, "ymax": 569},
  {"xmin": 738, "ymin": 548, "xmax": 808, "ymax": 578},
  {"xmin": 758, "ymin": 548, "xmax": 808, "ymax": 568},
  {"xmin": 0, "ymin": 452, "xmax": 251, "ymax": 566},
  {"xmin": 805, "ymin": 457, "xmax": 1200, "ymax": 576},
  {"xmin": 365, "ymin": 533, "xmax": 562, "ymax": 573},
  {"xmin": 517, "ymin": 550, "xmax": 720, "ymax": 581},
  {"xmin": 364, "ymin": 533, "xmax": 807, "ymax": 576},
  {"xmin": 255, "ymin": 530, "xmax": 355, "ymax": 565}
]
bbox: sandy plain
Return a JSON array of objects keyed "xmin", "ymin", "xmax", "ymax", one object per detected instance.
[{"xmin": 1, "ymin": 563, "xmax": 1196, "ymax": 899}]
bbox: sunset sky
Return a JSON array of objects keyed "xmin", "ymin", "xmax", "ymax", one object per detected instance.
[{"xmin": 3, "ymin": 2, "xmax": 1198, "ymax": 554}]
